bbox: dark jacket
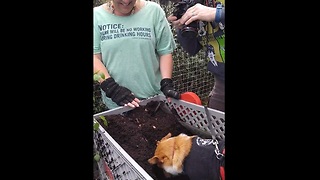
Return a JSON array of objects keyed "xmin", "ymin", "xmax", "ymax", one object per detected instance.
[{"xmin": 182, "ymin": 137, "xmax": 225, "ymax": 180}]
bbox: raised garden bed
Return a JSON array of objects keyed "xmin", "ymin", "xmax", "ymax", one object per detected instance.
[{"xmin": 93, "ymin": 95, "xmax": 225, "ymax": 180}]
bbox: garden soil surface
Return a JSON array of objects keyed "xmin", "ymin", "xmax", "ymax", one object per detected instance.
[{"xmin": 97, "ymin": 101, "xmax": 195, "ymax": 180}]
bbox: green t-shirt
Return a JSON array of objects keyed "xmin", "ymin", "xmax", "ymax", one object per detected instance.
[{"xmin": 93, "ymin": 1, "xmax": 176, "ymax": 109}]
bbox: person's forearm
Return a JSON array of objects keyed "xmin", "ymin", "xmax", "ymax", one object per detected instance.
[
  {"xmin": 94, "ymin": 54, "xmax": 110, "ymax": 83},
  {"xmin": 159, "ymin": 54, "xmax": 173, "ymax": 79}
]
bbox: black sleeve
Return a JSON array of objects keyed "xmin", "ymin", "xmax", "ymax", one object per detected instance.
[{"xmin": 176, "ymin": 29, "xmax": 203, "ymax": 56}]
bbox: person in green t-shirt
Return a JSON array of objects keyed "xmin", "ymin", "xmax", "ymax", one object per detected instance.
[{"xmin": 94, "ymin": 0, "xmax": 181, "ymax": 109}]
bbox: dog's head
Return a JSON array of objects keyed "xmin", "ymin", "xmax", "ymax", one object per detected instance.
[
  {"xmin": 148, "ymin": 133, "xmax": 174, "ymax": 167},
  {"xmin": 148, "ymin": 133, "xmax": 195, "ymax": 176}
]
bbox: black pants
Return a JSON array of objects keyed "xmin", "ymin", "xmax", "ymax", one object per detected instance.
[{"xmin": 208, "ymin": 78, "xmax": 225, "ymax": 112}]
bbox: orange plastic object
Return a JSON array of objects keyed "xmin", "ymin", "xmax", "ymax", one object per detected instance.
[{"xmin": 180, "ymin": 92, "xmax": 202, "ymax": 105}]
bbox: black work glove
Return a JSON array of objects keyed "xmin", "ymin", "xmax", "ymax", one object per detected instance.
[
  {"xmin": 100, "ymin": 77, "xmax": 136, "ymax": 106},
  {"xmin": 160, "ymin": 78, "xmax": 181, "ymax": 99}
]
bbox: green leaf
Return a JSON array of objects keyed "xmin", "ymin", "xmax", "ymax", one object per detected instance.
[
  {"xmin": 103, "ymin": 120, "xmax": 108, "ymax": 126},
  {"xmin": 99, "ymin": 116, "xmax": 108, "ymax": 126},
  {"xmin": 93, "ymin": 122, "xmax": 99, "ymax": 131},
  {"xmin": 94, "ymin": 153, "xmax": 100, "ymax": 161},
  {"xmin": 99, "ymin": 72, "xmax": 105, "ymax": 80},
  {"xmin": 94, "ymin": 74, "xmax": 101, "ymax": 81}
]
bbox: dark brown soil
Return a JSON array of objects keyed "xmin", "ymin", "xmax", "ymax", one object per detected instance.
[{"xmin": 98, "ymin": 101, "xmax": 193, "ymax": 180}]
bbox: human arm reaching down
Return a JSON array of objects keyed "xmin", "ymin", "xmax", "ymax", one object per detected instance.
[
  {"xmin": 94, "ymin": 54, "xmax": 141, "ymax": 108},
  {"xmin": 159, "ymin": 53, "xmax": 180, "ymax": 100}
]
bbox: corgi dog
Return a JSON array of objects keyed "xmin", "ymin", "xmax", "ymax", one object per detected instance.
[{"xmin": 148, "ymin": 133, "xmax": 225, "ymax": 180}]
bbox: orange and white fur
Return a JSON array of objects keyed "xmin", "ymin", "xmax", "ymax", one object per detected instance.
[{"xmin": 148, "ymin": 133, "xmax": 196, "ymax": 177}]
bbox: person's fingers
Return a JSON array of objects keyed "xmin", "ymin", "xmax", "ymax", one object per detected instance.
[
  {"xmin": 133, "ymin": 97, "xmax": 141, "ymax": 103},
  {"xmin": 131, "ymin": 100, "xmax": 140, "ymax": 107},
  {"xmin": 126, "ymin": 103, "xmax": 134, "ymax": 108},
  {"xmin": 125, "ymin": 99, "xmax": 140, "ymax": 108},
  {"xmin": 170, "ymin": 19, "xmax": 180, "ymax": 29},
  {"xmin": 168, "ymin": 14, "xmax": 187, "ymax": 29},
  {"xmin": 167, "ymin": 15, "xmax": 177, "ymax": 22},
  {"xmin": 125, "ymin": 102, "xmax": 136, "ymax": 108},
  {"xmin": 185, "ymin": 15, "xmax": 196, "ymax": 25},
  {"xmin": 181, "ymin": 9, "xmax": 198, "ymax": 25},
  {"xmin": 176, "ymin": 20, "xmax": 186, "ymax": 29},
  {"xmin": 123, "ymin": 95, "xmax": 140, "ymax": 108}
]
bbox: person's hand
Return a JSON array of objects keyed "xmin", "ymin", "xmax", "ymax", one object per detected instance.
[
  {"xmin": 168, "ymin": 3, "xmax": 216, "ymax": 28},
  {"xmin": 160, "ymin": 78, "xmax": 181, "ymax": 100},
  {"xmin": 181, "ymin": 3, "xmax": 216, "ymax": 25},
  {"xmin": 100, "ymin": 77, "xmax": 140, "ymax": 108},
  {"xmin": 167, "ymin": 15, "xmax": 184, "ymax": 30}
]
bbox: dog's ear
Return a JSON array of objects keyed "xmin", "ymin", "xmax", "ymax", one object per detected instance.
[
  {"xmin": 148, "ymin": 156, "xmax": 159, "ymax": 165},
  {"xmin": 156, "ymin": 133, "xmax": 172, "ymax": 145},
  {"xmin": 160, "ymin": 133, "xmax": 172, "ymax": 142}
]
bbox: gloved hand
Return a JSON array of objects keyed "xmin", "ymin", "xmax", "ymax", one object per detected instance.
[
  {"xmin": 160, "ymin": 78, "xmax": 181, "ymax": 99},
  {"xmin": 100, "ymin": 77, "xmax": 136, "ymax": 106}
]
